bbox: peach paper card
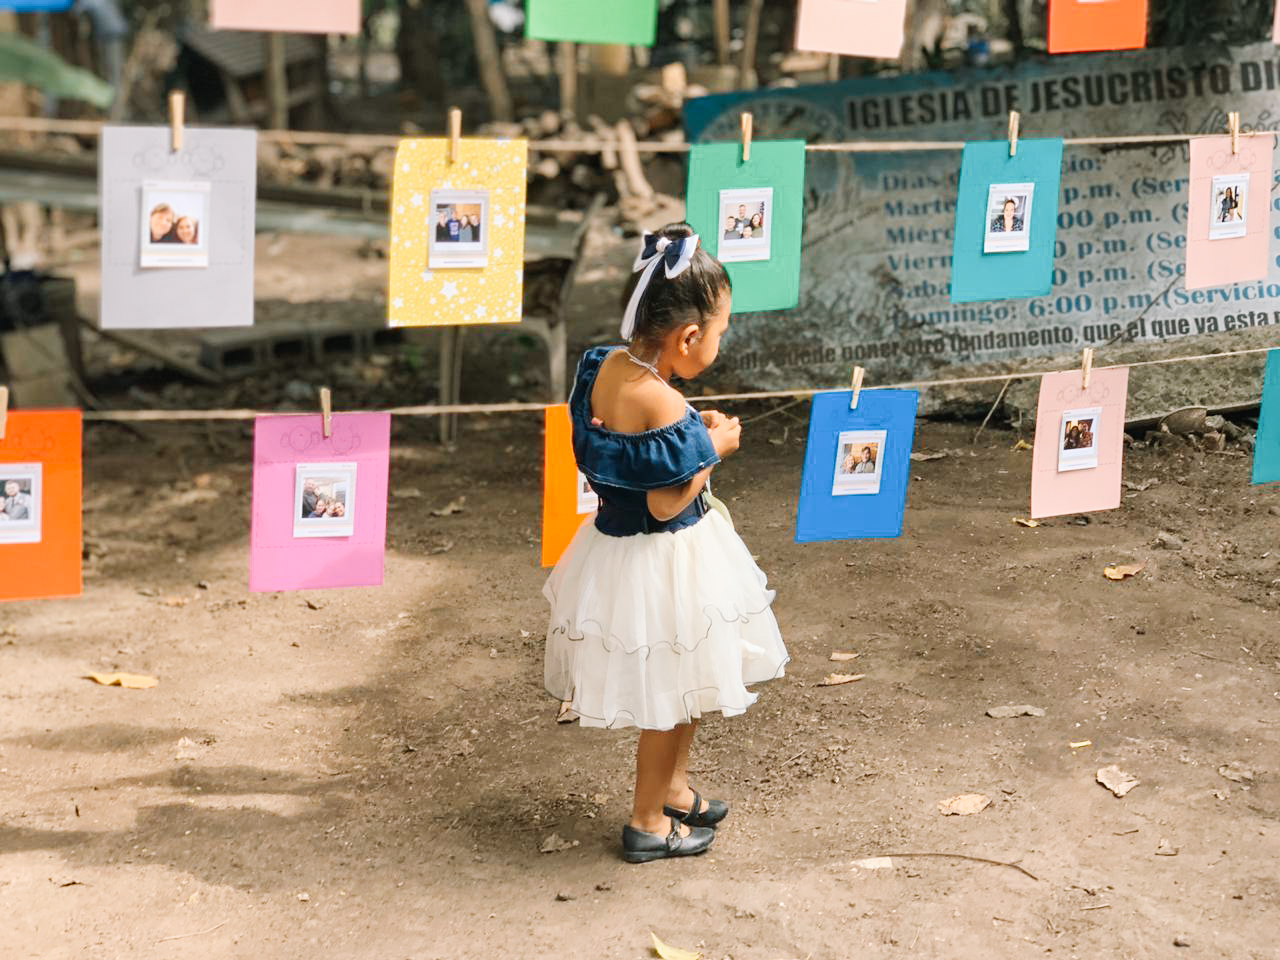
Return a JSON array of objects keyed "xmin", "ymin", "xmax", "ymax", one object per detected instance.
[
  {"xmin": 0, "ymin": 410, "xmax": 82, "ymax": 602},
  {"xmin": 1030, "ymin": 368, "xmax": 1129, "ymax": 520},
  {"xmin": 1274, "ymin": 4, "xmax": 1280, "ymax": 43},
  {"xmin": 541, "ymin": 404, "xmax": 594, "ymax": 568},
  {"xmin": 1185, "ymin": 135, "xmax": 1273, "ymax": 290},
  {"xmin": 210, "ymin": 0, "xmax": 359, "ymax": 34},
  {"xmin": 1048, "ymin": 0, "xmax": 1147, "ymax": 54},
  {"xmin": 795, "ymin": 0, "xmax": 907, "ymax": 60}
]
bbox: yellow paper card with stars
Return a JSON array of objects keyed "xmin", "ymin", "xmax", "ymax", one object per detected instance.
[{"xmin": 388, "ymin": 137, "xmax": 528, "ymax": 327}]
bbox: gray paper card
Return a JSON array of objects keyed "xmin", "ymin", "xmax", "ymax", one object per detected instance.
[{"xmin": 100, "ymin": 125, "xmax": 257, "ymax": 330}]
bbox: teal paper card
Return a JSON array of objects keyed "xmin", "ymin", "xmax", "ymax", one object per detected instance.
[
  {"xmin": 1253, "ymin": 349, "xmax": 1280, "ymax": 485},
  {"xmin": 686, "ymin": 140, "xmax": 806, "ymax": 315},
  {"xmin": 950, "ymin": 138, "xmax": 1064, "ymax": 303},
  {"xmin": 526, "ymin": 0, "xmax": 658, "ymax": 45}
]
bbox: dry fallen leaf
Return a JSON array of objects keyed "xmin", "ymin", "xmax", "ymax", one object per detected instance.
[
  {"xmin": 1097, "ymin": 764, "xmax": 1140, "ymax": 797},
  {"xmin": 851, "ymin": 856, "xmax": 895, "ymax": 870},
  {"xmin": 817, "ymin": 673, "xmax": 865, "ymax": 686},
  {"xmin": 986, "ymin": 704, "xmax": 1046, "ymax": 719},
  {"xmin": 430, "ymin": 495, "xmax": 467, "ymax": 517},
  {"xmin": 1104, "ymin": 562, "xmax": 1147, "ymax": 581},
  {"xmin": 1011, "ymin": 439, "xmax": 1032, "ymax": 451},
  {"xmin": 938, "ymin": 793, "xmax": 991, "ymax": 816},
  {"xmin": 1012, "ymin": 517, "xmax": 1040, "ymax": 528},
  {"xmin": 539, "ymin": 832, "xmax": 579, "ymax": 854},
  {"xmin": 828, "ymin": 651, "xmax": 859, "ymax": 662},
  {"xmin": 85, "ymin": 672, "xmax": 158, "ymax": 689},
  {"xmin": 910, "ymin": 451, "xmax": 948, "ymax": 462},
  {"xmin": 161, "ymin": 596, "xmax": 189, "ymax": 607},
  {"xmin": 650, "ymin": 932, "xmax": 701, "ymax": 960}
]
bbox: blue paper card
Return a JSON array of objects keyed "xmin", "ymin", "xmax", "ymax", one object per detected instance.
[
  {"xmin": 0, "ymin": 1, "xmax": 74, "ymax": 9},
  {"xmin": 1253, "ymin": 349, "xmax": 1280, "ymax": 485},
  {"xmin": 950, "ymin": 138, "xmax": 1064, "ymax": 304},
  {"xmin": 795, "ymin": 389, "xmax": 919, "ymax": 543}
]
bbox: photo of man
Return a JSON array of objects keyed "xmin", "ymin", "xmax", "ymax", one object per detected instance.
[
  {"xmin": 983, "ymin": 182, "xmax": 1034, "ymax": 254},
  {"xmin": 832, "ymin": 430, "xmax": 886, "ymax": 496},
  {"xmin": 293, "ymin": 463, "xmax": 358, "ymax": 538},
  {"xmin": 0, "ymin": 465, "xmax": 42, "ymax": 545},
  {"xmin": 717, "ymin": 187, "xmax": 773, "ymax": 263},
  {"xmin": 428, "ymin": 189, "xmax": 490, "ymax": 269},
  {"xmin": 1058, "ymin": 407, "xmax": 1102, "ymax": 471}
]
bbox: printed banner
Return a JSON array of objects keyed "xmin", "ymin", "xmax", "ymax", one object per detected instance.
[
  {"xmin": 950, "ymin": 139, "xmax": 1064, "ymax": 303},
  {"xmin": 1253, "ymin": 349, "xmax": 1280, "ymax": 485},
  {"xmin": 541, "ymin": 403, "xmax": 593, "ymax": 567},
  {"xmin": 0, "ymin": 411, "xmax": 81, "ymax": 603},
  {"xmin": 526, "ymin": 0, "xmax": 658, "ymax": 45},
  {"xmin": 249, "ymin": 413, "xmax": 391, "ymax": 592},
  {"xmin": 1030, "ymin": 367, "xmax": 1129, "ymax": 518},
  {"xmin": 686, "ymin": 140, "xmax": 806, "ymax": 314},
  {"xmin": 1185, "ymin": 135, "xmax": 1272, "ymax": 290},
  {"xmin": 99, "ymin": 125, "xmax": 257, "ymax": 330},
  {"xmin": 388, "ymin": 138, "xmax": 528, "ymax": 328},
  {"xmin": 795, "ymin": 389, "xmax": 918, "ymax": 542},
  {"xmin": 1048, "ymin": 0, "xmax": 1148, "ymax": 54},
  {"xmin": 794, "ymin": 0, "xmax": 907, "ymax": 61},
  {"xmin": 210, "ymin": 0, "xmax": 360, "ymax": 34}
]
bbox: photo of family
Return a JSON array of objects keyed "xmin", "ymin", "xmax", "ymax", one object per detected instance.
[
  {"xmin": 832, "ymin": 429, "xmax": 886, "ymax": 496},
  {"xmin": 293, "ymin": 463, "xmax": 358, "ymax": 538},
  {"xmin": 717, "ymin": 187, "xmax": 773, "ymax": 263},
  {"xmin": 428, "ymin": 189, "xmax": 490, "ymax": 269},
  {"xmin": 576, "ymin": 470, "xmax": 599, "ymax": 515},
  {"xmin": 0, "ymin": 464, "xmax": 42, "ymax": 545},
  {"xmin": 140, "ymin": 180, "xmax": 210, "ymax": 268},
  {"xmin": 1058, "ymin": 407, "xmax": 1101, "ymax": 472},
  {"xmin": 1209, "ymin": 174, "xmax": 1248, "ymax": 241},
  {"xmin": 983, "ymin": 182, "xmax": 1034, "ymax": 254}
]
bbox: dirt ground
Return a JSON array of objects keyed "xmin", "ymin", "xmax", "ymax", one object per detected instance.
[{"xmin": 3, "ymin": 235, "xmax": 1280, "ymax": 960}]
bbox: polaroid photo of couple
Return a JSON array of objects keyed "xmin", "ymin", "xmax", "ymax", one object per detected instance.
[
  {"xmin": 141, "ymin": 180, "xmax": 210, "ymax": 268},
  {"xmin": 1058, "ymin": 407, "xmax": 1101, "ymax": 472},
  {"xmin": 983, "ymin": 182, "xmax": 1034, "ymax": 254},
  {"xmin": 293, "ymin": 463, "xmax": 357, "ymax": 538},
  {"xmin": 0, "ymin": 464, "xmax": 42, "ymax": 545},
  {"xmin": 429, "ymin": 189, "xmax": 490, "ymax": 269},
  {"xmin": 576, "ymin": 471, "xmax": 599, "ymax": 515},
  {"xmin": 832, "ymin": 430, "xmax": 886, "ymax": 496},
  {"xmin": 1209, "ymin": 173, "xmax": 1248, "ymax": 241},
  {"xmin": 718, "ymin": 187, "xmax": 772, "ymax": 263}
]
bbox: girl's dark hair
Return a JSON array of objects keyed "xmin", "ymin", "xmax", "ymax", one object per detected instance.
[{"xmin": 621, "ymin": 222, "xmax": 731, "ymax": 345}]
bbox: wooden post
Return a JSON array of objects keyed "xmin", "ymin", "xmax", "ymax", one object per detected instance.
[
  {"xmin": 265, "ymin": 33, "xmax": 289, "ymax": 130},
  {"xmin": 737, "ymin": 0, "xmax": 763, "ymax": 90},
  {"xmin": 558, "ymin": 41, "xmax": 577, "ymax": 120},
  {"xmin": 463, "ymin": 0, "xmax": 513, "ymax": 121},
  {"xmin": 713, "ymin": 0, "xmax": 731, "ymax": 66}
]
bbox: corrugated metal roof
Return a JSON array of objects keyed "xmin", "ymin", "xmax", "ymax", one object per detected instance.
[{"xmin": 181, "ymin": 23, "xmax": 319, "ymax": 78}]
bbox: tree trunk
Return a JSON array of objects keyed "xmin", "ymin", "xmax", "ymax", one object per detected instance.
[
  {"xmin": 462, "ymin": 0, "xmax": 512, "ymax": 122},
  {"xmin": 899, "ymin": 0, "xmax": 948, "ymax": 71},
  {"xmin": 737, "ymin": 0, "xmax": 764, "ymax": 90},
  {"xmin": 713, "ymin": 0, "xmax": 731, "ymax": 66},
  {"xmin": 558, "ymin": 41, "xmax": 577, "ymax": 120},
  {"xmin": 264, "ymin": 33, "xmax": 288, "ymax": 129}
]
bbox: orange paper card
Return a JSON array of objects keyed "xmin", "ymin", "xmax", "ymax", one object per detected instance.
[
  {"xmin": 1048, "ymin": 0, "xmax": 1147, "ymax": 54},
  {"xmin": 541, "ymin": 404, "xmax": 595, "ymax": 568},
  {"xmin": 0, "ymin": 410, "xmax": 82, "ymax": 602}
]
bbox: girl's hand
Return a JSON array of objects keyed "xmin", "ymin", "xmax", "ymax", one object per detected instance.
[
  {"xmin": 709, "ymin": 415, "xmax": 741, "ymax": 458},
  {"xmin": 700, "ymin": 409, "xmax": 725, "ymax": 429}
]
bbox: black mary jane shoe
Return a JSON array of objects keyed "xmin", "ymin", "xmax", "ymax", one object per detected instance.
[
  {"xmin": 663, "ymin": 789, "xmax": 729, "ymax": 829},
  {"xmin": 621, "ymin": 819, "xmax": 716, "ymax": 864}
]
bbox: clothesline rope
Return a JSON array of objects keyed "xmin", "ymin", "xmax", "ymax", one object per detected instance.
[
  {"xmin": 1, "ymin": 115, "xmax": 1275, "ymax": 154},
  {"xmin": 78, "ymin": 343, "xmax": 1277, "ymax": 423}
]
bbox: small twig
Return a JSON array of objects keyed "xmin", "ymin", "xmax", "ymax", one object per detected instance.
[
  {"xmin": 1081, "ymin": 903, "xmax": 1112, "ymax": 911},
  {"xmin": 973, "ymin": 378, "xmax": 1013, "ymax": 443},
  {"xmin": 782, "ymin": 750, "xmax": 806, "ymax": 766},
  {"xmin": 878, "ymin": 852, "xmax": 1039, "ymax": 881},
  {"xmin": 156, "ymin": 920, "xmax": 227, "ymax": 944},
  {"xmin": 1192, "ymin": 650, "xmax": 1234, "ymax": 664}
]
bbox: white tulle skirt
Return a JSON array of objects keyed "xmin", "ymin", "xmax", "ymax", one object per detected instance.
[{"xmin": 543, "ymin": 511, "xmax": 789, "ymax": 730}]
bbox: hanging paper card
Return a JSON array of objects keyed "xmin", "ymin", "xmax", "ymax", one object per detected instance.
[
  {"xmin": 1275, "ymin": 4, "xmax": 1280, "ymax": 44},
  {"xmin": 388, "ymin": 138, "xmax": 528, "ymax": 328},
  {"xmin": 950, "ymin": 139, "xmax": 1064, "ymax": 304},
  {"xmin": 0, "ymin": 1, "xmax": 73, "ymax": 8},
  {"xmin": 526, "ymin": 0, "xmax": 658, "ymax": 45},
  {"xmin": 1048, "ymin": 0, "xmax": 1147, "ymax": 54},
  {"xmin": 795, "ymin": 0, "xmax": 907, "ymax": 60},
  {"xmin": 1253, "ymin": 349, "xmax": 1280, "ymax": 485},
  {"xmin": 0, "ymin": 411, "xmax": 81, "ymax": 602},
  {"xmin": 541, "ymin": 404, "xmax": 594, "ymax": 567},
  {"xmin": 210, "ymin": 0, "xmax": 359, "ymax": 34},
  {"xmin": 249, "ymin": 413, "xmax": 391, "ymax": 592},
  {"xmin": 1185, "ymin": 135, "xmax": 1272, "ymax": 290},
  {"xmin": 796, "ymin": 389, "xmax": 918, "ymax": 543},
  {"xmin": 1030, "ymin": 368, "xmax": 1128, "ymax": 519},
  {"xmin": 686, "ymin": 141, "xmax": 806, "ymax": 314},
  {"xmin": 99, "ymin": 125, "xmax": 257, "ymax": 330}
]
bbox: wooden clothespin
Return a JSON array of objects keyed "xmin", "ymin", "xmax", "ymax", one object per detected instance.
[
  {"xmin": 448, "ymin": 107, "xmax": 462, "ymax": 165},
  {"xmin": 849, "ymin": 366, "xmax": 865, "ymax": 411},
  {"xmin": 319, "ymin": 386, "xmax": 333, "ymax": 439},
  {"xmin": 169, "ymin": 90, "xmax": 185, "ymax": 152},
  {"xmin": 741, "ymin": 111, "xmax": 753, "ymax": 164},
  {"xmin": 0, "ymin": 385, "xmax": 8, "ymax": 441},
  {"xmin": 1228, "ymin": 110, "xmax": 1241, "ymax": 155},
  {"xmin": 1080, "ymin": 347, "xmax": 1094, "ymax": 391},
  {"xmin": 1007, "ymin": 110, "xmax": 1020, "ymax": 158}
]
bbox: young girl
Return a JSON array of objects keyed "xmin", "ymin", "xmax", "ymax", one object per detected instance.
[{"xmin": 543, "ymin": 223, "xmax": 788, "ymax": 863}]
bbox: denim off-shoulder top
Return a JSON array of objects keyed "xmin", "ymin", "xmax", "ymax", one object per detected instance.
[{"xmin": 570, "ymin": 346, "xmax": 721, "ymax": 537}]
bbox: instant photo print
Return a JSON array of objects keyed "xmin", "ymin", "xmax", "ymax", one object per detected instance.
[
  {"xmin": 1058, "ymin": 408, "xmax": 1101, "ymax": 472},
  {"xmin": 576, "ymin": 470, "xmax": 599, "ymax": 515},
  {"xmin": 140, "ymin": 181, "xmax": 210, "ymax": 268},
  {"xmin": 832, "ymin": 431, "xmax": 886, "ymax": 496},
  {"xmin": 0, "ymin": 464, "xmax": 42, "ymax": 546},
  {"xmin": 717, "ymin": 188, "xmax": 772, "ymax": 264},
  {"xmin": 983, "ymin": 183, "xmax": 1033, "ymax": 254},
  {"xmin": 1209, "ymin": 174, "xmax": 1248, "ymax": 241},
  {"xmin": 428, "ymin": 189, "xmax": 490, "ymax": 269},
  {"xmin": 293, "ymin": 463, "xmax": 358, "ymax": 539}
]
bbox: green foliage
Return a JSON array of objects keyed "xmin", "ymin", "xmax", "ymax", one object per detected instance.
[{"xmin": 0, "ymin": 32, "xmax": 114, "ymax": 108}]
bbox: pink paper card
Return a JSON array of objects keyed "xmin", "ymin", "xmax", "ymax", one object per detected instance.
[
  {"xmin": 794, "ymin": 0, "xmax": 907, "ymax": 60},
  {"xmin": 210, "ymin": 0, "xmax": 359, "ymax": 35},
  {"xmin": 1185, "ymin": 135, "xmax": 1273, "ymax": 290},
  {"xmin": 1274, "ymin": 4, "xmax": 1280, "ymax": 43},
  {"xmin": 250, "ymin": 413, "xmax": 390, "ymax": 592},
  {"xmin": 1030, "ymin": 368, "xmax": 1129, "ymax": 520}
]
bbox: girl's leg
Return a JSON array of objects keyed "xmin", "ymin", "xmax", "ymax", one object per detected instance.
[
  {"xmin": 665, "ymin": 719, "xmax": 708, "ymax": 816},
  {"xmin": 630, "ymin": 726, "xmax": 691, "ymax": 836}
]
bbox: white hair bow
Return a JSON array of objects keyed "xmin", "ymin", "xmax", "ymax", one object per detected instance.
[{"xmin": 619, "ymin": 232, "xmax": 700, "ymax": 341}]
